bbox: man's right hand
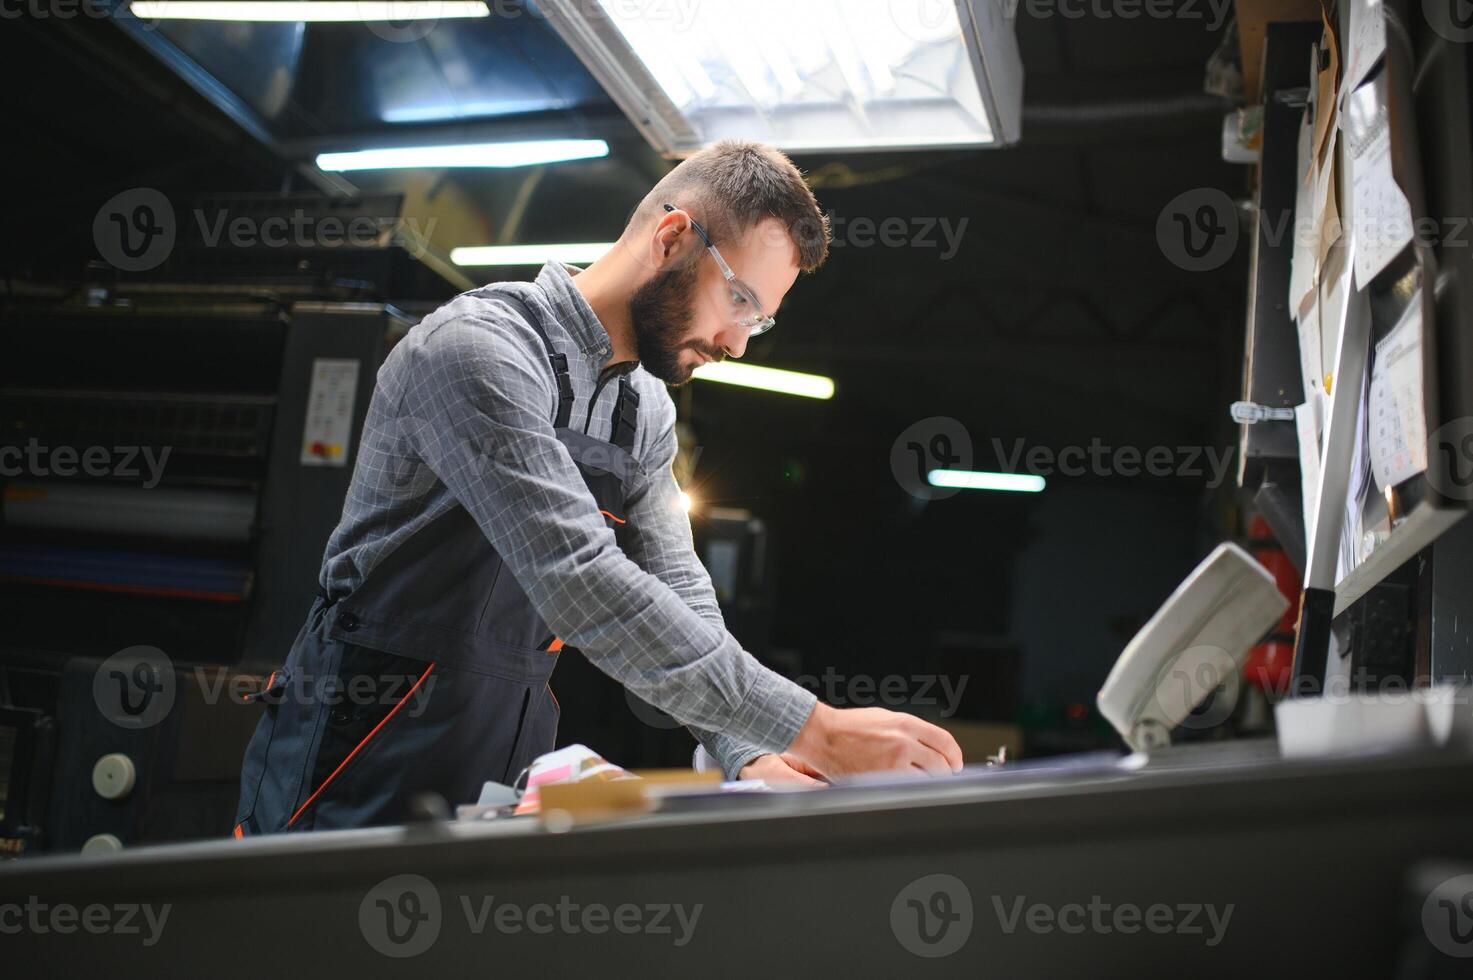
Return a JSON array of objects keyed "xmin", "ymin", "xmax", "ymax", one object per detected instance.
[{"xmin": 786, "ymin": 702, "xmax": 964, "ymax": 779}]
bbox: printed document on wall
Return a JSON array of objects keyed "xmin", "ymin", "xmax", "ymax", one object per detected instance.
[
  {"xmin": 1344, "ymin": 71, "xmax": 1413, "ymax": 286},
  {"xmin": 1341, "ymin": 0, "xmax": 1386, "ymax": 94},
  {"xmin": 1369, "ymin": 296, "xmax": 1428, "ymax": 490}
]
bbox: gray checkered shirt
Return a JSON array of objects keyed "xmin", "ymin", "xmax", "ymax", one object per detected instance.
[{"xmin": 319, "ymin": 262, "xmax": 813, "ymax": 778}]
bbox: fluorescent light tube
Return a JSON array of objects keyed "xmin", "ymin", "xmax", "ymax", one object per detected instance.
[
  {"xmin": 315, "ymin": 139, "xmax": 608, "ymax": 172},
  {"xmin": 451, "ymin": 243, "xmax": 614, "ymax": 267},
  {"xmin": 130, "ymin": 2, "xmax": 490, "ymax": 21},
  {"xmin": 692, "ymin": 363, "xmax": 834, "ymax": 400},
  {"xmin": 927, "ymin": 469, "xmax": 1046, "ymax": 493}
]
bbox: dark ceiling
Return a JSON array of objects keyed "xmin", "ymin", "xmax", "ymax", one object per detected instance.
[{"xmin": 1, "ymin": 4, "xmax": 1253, "ymax": 715}]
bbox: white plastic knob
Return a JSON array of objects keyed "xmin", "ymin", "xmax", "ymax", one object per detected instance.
[
  {"xmin": 82, "ymin": 833, "xmax": 124, "ymax": 854},
  {"xmin": 92, "ymin": 753, "xmax": 137, "ymax": 800}
]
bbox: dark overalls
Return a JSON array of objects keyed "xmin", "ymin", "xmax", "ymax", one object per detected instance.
[{"xmin": 234, "ymin": 293, "xmax": 642, "ymax": 834}]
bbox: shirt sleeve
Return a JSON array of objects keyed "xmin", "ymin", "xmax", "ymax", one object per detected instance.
[
  {"xmin": 396, "ymin": 312, "xmax": 816, "ymax": 753},
  {"xmin": 619, "ymin": 394, "xmax": 777, "ymax": 780}
]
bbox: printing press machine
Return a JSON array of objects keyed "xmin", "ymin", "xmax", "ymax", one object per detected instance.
[
  {"xmin": 0, "ymin": 296, "xmax": 414, "ymax": 854},
  {"xmin": 3, "ymin": 740, "xmax": 1472, "ymax": 977},
  {"xmin": 6, "ymin": 503, "xmax": 1473, "ymax": 977}
]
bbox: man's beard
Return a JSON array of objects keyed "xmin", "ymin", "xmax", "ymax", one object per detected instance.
[{"xmin": 628, "ymin": 261, "xmax": 724, "ymax": 385}]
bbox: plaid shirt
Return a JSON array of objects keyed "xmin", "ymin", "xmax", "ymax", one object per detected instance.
[{"xmin": 319, "ymin": 262, "xmax": 812, "ymax": 778}]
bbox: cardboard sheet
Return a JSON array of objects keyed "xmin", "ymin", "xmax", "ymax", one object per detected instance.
[
  {"xmin": 1312, "ymin": 11, "xmax": 1340, "ymax": 170},
  {"xmin": 1288, "ymin": 108, "xmax": 1318, "ymax": 317}
]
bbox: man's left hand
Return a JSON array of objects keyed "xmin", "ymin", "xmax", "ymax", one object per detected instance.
[{"xmin": 738, "ymin": 753, "xmax": 827, "ymax": 787}]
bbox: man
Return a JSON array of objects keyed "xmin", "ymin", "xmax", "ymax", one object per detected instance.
[{"xmin": 234, "ymin": 141, "xmax": 963, "ymax": 834}]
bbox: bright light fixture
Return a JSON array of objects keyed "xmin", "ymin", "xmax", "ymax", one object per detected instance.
[
  {"xmin": 692, "ymin": 362, "xmax": 834, "ymax": 400},
  {"xmin": 130, "ymin": 1, "xmax": 491, "ymax": 21},
  {"xmin": 315, "ymin": 139, "xmax": 609, "ymax": 172},
  {"xmin": 536, "ymin": 0, "xmax": 1022, "ymax": 154},
  {"xmin": 451, "ymin": 243, "xmax": 614, "ymax": 267},
  {"xmin": 678, "ymin": 491, "xmax": 694, "ymax": 513},
  {"xmin": 382, "ymin": 101, "xmax": 554, "ymax": 124},
  {"xmin": 927, "ymin": 469, "xmax": 1045, "ymax": 493}
]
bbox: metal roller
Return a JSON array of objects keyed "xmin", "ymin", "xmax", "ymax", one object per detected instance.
[{"xmin": 3, "ymin": 482, "xmax": 257, "ymax": 544}]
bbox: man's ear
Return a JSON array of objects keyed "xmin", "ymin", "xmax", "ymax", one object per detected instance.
[{"xmin": 651, "ymin": 208, "xmax": 697, "ymax": 268}]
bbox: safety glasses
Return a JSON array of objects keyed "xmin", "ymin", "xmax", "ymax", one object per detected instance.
[{"xmin": 663, "ymin": 203, "xmax": 776, "ymax": 337}]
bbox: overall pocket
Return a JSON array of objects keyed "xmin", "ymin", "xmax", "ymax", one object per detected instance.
[
  {"xmin": 287, "ymin": 647, "xmax": 438, "ymax": 830},
  {"xmin": 232, "ymin": 666, "xmax": 293, "ymax": 836}
]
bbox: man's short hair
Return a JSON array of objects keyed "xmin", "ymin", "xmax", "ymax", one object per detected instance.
[{"xmin": 632, "ymin": 141, "xmax": 831, "ymax": 272}]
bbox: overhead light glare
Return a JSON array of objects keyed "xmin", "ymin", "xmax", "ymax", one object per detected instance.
[
  {"xmin": 451, "ymin": 243, "xmax": 615, "ymax": 267},
  {"xmin": 692, "ymin": 362, "xmax": 834, "ymax": 400},
  {"xmin": 315, "ymin": 139, "xmax": 609, "ymax": 172},
  {"xmin": 131, "ymin": 2, "xmax": 491, "ymax": 21},
  {"xmin": 927, "ymin": 469, "xmax": 1045, "ymax": 493}
]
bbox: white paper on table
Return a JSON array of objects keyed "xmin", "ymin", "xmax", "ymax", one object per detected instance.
[
  {"xmin": 1341, "ymin": 0, "xmax": 1387, "ymax": 95},
  {"xmin": 1288, "ymin": 109, "xmax": 1318, "ymax": 317},
  {"xmin": 1296, "ymin": 402, "xmax": 1322, "ymax": 542},
  {"xmin": 1369, "ymin": 296, "xmax": 1428, "ymax": 489},
  {"xmin": 1344, "ymin": 72, "xmax": 1414, "ymax": 286}
]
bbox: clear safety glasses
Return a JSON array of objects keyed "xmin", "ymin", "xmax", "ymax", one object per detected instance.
[{"xmin": 664, "ymin": 203, "xmax": 776, "ymax": 337}]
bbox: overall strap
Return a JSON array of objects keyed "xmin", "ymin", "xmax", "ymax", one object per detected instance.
[
  {"xmin": 610, "ymin": 377, "xmax": 640, "ymax": 452},
  {"xmin": 494, "ymin": 290, "xmax": 574, "ymax": 429}
]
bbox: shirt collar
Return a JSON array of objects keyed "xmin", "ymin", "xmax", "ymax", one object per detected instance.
[{"xmin": 535, "ymin": 262, "xmax": 613, "ymax": 359}]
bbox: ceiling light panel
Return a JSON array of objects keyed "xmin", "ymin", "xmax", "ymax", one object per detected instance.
[{"xmin": 537, "ymin": 0, "xmax": 1022, "ymax": 154}]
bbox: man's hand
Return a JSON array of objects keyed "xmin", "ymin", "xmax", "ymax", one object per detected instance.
[
  {"xmin": 738, "ymin": 753, "xmax": 827, "ymax": 787},
  {"xmin": 786, "ymin": 703, "xmax": 964, "ymax": 779}
]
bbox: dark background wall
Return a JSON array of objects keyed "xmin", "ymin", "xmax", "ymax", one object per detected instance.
[{"xmin": 0, "ymin": 3, "xmax": 1251, "ymax": 743}]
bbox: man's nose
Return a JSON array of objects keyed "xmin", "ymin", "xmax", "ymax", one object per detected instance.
[{"xmin": 717, "ymin": 324, "xmax": 749, "ymax": 360}]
